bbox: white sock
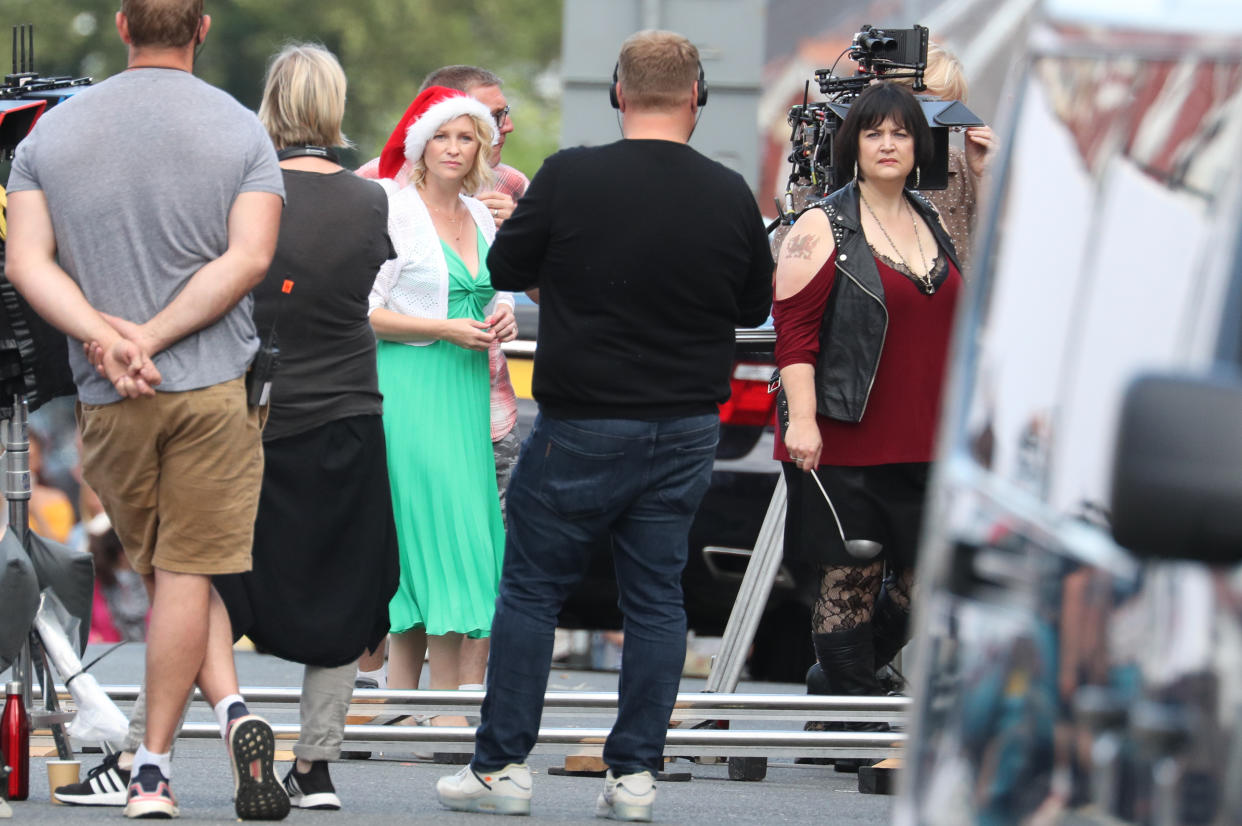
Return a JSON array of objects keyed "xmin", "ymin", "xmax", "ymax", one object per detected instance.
[
  {"xmin": 457, "ymin": 683, "xmax": 484, "ymax": 691},
  {"xmin": 357, "ymin": 667, "xmax": 386, "ymax": 689},
  {"xmin": 213, "ymin": 694, "xmax": 246, "ymax": 739},
  {"xmin": 133, "ymin": 745, "xmax": 171, "ymax": 778}
]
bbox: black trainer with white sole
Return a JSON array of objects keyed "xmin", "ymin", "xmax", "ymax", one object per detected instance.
[
  {"xmin": 227, "ymin": 715, "xmax": 291, "ymax": 820},
  {"xmin": 283, "ymin": 761, "xmax": 341, "ymax": 810},
  {"xmin": 54, "ymin": 749, "xmax": 131, "ymax": 806}
]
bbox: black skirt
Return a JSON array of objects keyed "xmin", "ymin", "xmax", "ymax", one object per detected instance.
[
  {"xmin": 782, "ymin": 461, "xmax": 931, "ymax": 570},
  {"xmin": 214, "ymin": 414, "xmax": 400, "ymax": 667}
]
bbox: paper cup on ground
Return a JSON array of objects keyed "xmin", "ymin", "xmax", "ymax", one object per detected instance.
[{"xmin": 47, "ymin": 759, "xmax": 81, "ymax": 803}]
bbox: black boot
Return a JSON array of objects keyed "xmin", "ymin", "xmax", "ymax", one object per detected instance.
[
  {"xmin": 871, "ymin": 584, "xmax": 911, "ymax": 693},
  {"xmin": 797, "ymin": 661, "xmax": 835, "ymax": 764},
  {"xmin": 812, "ymin": 626, "xmax": 889, "ymax": 773},
  {"xmin": 805, "ymin": 661, "xmax": 831, "ymax": 695}
]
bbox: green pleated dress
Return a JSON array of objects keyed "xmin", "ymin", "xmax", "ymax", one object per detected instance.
[{"xmin": 377, "ymin": 229, "xmax": 506, "ymax": 638}]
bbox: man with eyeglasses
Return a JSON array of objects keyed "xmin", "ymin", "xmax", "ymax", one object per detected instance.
[{"xmin": 355, "ymin": 65, "xmax": 528, "ymax": 701}]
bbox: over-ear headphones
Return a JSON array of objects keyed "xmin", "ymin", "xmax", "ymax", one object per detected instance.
[{"xmin": 609, "ymin": 61, "xmax": 708, "ymax": 109}]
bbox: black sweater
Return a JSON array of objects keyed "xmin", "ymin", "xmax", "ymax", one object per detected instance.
[{"xmin": 487, "ymin": 139, "xmax": 774, "ymax": 419}]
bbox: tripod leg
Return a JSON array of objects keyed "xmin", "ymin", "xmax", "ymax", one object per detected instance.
[{"xmin": 30, "ymin": 630, "xmax": 75, "ymax": 760}]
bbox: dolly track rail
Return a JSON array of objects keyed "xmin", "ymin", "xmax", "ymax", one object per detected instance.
[{"xmin": 33, "ymin": 684, "xmax": 908, "ymax": 758}]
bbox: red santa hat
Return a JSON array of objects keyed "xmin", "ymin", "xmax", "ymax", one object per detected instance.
[{"xmin": 377, "ymin": 85, "xmax": 495, "ymax": 180}]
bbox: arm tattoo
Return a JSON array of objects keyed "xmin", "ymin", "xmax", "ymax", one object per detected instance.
[{"xmin": 785, "ymin": 233, "xmax": 818, "ymax": 260}]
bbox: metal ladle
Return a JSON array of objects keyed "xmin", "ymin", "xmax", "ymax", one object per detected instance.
[{"xmin": 807, "ymin": 468, "xmax": 883, "ymax": 560}]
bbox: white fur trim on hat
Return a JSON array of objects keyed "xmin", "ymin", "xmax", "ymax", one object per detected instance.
[{"xmin": 404, "ymin": 94, "xmax": 495, "ymax": 164}]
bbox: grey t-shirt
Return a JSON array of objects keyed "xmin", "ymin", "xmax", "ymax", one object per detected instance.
[{"xmin": 7, "ymin": 68, "xmax": 285, "ymax": 404}]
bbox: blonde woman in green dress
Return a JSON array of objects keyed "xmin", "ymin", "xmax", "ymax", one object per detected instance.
[{"xmin": 368, "ymin": 86, "xmax": 516, "ymax": 724}]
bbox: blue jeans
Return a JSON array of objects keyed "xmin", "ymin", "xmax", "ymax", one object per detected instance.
[{"xmin": 473, "ymin": 412, "xmax": 719, "ymax": 776}]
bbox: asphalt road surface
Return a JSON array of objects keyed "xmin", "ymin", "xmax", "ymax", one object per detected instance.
[{"xmin": 8, "ymin": 643, "xmax": 897, "ymax": 824}]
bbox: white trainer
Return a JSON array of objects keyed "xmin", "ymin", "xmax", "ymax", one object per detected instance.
[
  {"xmin": 595, "ymin": 770, "xmax": 654, "ymax": 822},
  {"xmin": 436, "ymin": 763, "xmax": 532, "ymax": 816}
]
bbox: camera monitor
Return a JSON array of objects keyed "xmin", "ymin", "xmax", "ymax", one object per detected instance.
[{"xmin": 0, "ymin": 98, "xmax": 45, "ymax": 155}]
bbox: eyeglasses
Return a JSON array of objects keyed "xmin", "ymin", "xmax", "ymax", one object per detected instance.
[{"xmin": 492, "ymin": 105, "xmax": 511, "ymax": 129}]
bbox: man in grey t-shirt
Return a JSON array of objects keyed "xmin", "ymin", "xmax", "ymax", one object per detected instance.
[{"xmin": 6, "ymin": 0, "xmax": 288, "ymax": 819}]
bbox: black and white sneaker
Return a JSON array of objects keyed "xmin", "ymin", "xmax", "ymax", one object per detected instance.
[
  {"xmin": 54, "ymin": 749, "xmax": 131, "ymax": 806},
  {"xmin": 283, "ymin": 761, "xmax": 341, "ymax": 810}
]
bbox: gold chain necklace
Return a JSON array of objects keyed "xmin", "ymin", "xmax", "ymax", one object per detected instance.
[
  {"xmin": 860, "ymin": 192, "xmax": 935, "ymax": 294},
  {"xmin": 426, "ymin": 198, "xmax": 464, "ymax": 244}
]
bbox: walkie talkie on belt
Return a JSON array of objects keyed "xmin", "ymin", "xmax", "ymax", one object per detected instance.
[{"xmin": 246, "ymin": 279, "xmax": 293, "ymax": 406}]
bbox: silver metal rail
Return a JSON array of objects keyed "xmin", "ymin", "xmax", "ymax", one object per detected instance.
[
  {"xmin": 34, "ymin": 685, "xmax": 908, "ymax": 723},
  {"xmin": 32, "ymin": 684, "xmax": 908, "ymax": 759},
  {"xmin": 501, "ymin": 328, "xmax": 776, "ymax": 358},
  {"xmin": 167, "ymin": 722, "xmax": 903, "ymax": 759},
  {"xmin": 732, "ymin": 328, "xmax": 777, "ymax": 345}
]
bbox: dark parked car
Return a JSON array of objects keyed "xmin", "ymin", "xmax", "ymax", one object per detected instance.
[{"xmin": 503, "ymin": 297, "xmax": 811, "ymax": 682}]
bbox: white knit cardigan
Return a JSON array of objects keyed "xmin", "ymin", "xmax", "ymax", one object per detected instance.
[{"xmin": 368, "ymin": 181, "xmax": 513, "ymax": 346}]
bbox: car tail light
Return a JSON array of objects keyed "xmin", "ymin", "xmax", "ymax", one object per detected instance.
[{"xmin": 718, "ymin": 363, "xmax": 777, "ymax": 427}]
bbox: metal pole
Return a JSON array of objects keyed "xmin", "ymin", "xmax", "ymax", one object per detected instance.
[
  {"xmin": 166, "ymin": 721, "xmax": 904, "ymax": 759},
  {"xmin": 4, "ymin": 396, "xmax": 73, "ymax": 758},
  {"xmin": 703, "ymin": 474, "xmax": 787, "ymax": 694},
  {"xmin": 34, "ymin": 684, "xmax": 910, "ymax": 718},
  {"xmin": 3, "ymin": 397, "xmax": 35, "ymax": 716}
]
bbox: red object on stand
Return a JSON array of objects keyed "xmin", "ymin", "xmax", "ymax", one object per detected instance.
[{"xmin": 1, "ymin": 680, "xmax": 30, "ymax": 801}]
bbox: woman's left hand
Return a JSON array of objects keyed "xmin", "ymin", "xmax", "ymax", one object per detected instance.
[
  {"xmin": 964, "ymin": 125, "xmax": 995, "ymax": 179},
  {"xmin": 487, "ymin": 304, "xmax": 519, "ymax": 343},
  {"xmin": 477, "ymin": 191, "xmax": 516, "ymax": 226}
]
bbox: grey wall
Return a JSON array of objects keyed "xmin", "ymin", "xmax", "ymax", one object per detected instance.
[{"xmin": 561, "ymin": 0, "xmax": 767, "ymax": 192}]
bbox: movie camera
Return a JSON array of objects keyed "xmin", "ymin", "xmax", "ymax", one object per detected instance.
[
  {"xmin": 1, "ymin": 24, "xmax": 86, "ymax": 418},
  {"xmin": 774, "ymin": 23, "xmax": 983, "ymax": 224},
  {"xmin": 1, "ymin": 25, "xmax": 92, "ymax": 160}
]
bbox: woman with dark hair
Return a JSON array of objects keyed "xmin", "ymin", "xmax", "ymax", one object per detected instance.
[{"xmin": 772, "ymin": 81, "xmax": 964, "ymax": 767}]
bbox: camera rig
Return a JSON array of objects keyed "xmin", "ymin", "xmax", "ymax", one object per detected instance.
[
  {"xmin": 1, "ymin": 24, "xmax": 86, "ymax": 418},
  {"xmin": 774, "ymin": 23, "xmax": 984, "ymax": 227},
  {"xmin": 1, "ymin": 25, "xmax": 92, "ymax": 160}
]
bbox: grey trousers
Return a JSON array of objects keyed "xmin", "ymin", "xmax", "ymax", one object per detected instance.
[
  {"xmin": 493, "ymin": 427, "xmax": 522, "ymax": 524},
  {"xmin": 121, "ymin": 662, "xmax": 356, "ymax": 762}
]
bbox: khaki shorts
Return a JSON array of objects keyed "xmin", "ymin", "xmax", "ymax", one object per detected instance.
[{"xmin": 77, "ymin": 378, "xmax": 264, "ymax": 576}]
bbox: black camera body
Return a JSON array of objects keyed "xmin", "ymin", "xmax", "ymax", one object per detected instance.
[
  {"xmin": 777, "ymin": 23, "xmax": 984, "ymax": 216},
  {"xmin": 851, "ymin": 24, "xmax": 929, "ymax": 78},
  {"xmin": 0, "ymin": 25, "xmax": 91, "ymax": 418},
  {"xmin": 1, "ymin": 25, "xmax": 91, "ymax": 160}
]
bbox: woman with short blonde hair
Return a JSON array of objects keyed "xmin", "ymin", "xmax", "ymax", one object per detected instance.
[
  {"xmin": 214, "ymin": 40, "xmax": 400, "ymax": 811},
  {"xmin": 896, "ymin": 41, "xmax": 994, "ymax": 272},
  {"xmin": 258, "ymin": 43, "xmax": 350, "ymax": 151}
]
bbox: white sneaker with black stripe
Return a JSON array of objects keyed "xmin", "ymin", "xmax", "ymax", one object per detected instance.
[{"xmin": 54, "ymin": 749, "xmax": 131, "ymax": 806}]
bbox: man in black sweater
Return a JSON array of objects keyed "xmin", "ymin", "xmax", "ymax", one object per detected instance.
[{"xmin": 437, "ymin": 29, "xmax": 773, "ymax": 821}]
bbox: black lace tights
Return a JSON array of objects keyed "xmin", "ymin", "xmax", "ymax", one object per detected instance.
[{"xmin": 811, "ymin": 564, "xmax": 913, "ymax": 634}]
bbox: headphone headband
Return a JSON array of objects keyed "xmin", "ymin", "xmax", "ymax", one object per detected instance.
[{"xmin": 609, "ymin": 61, "xmax": 708, "ymax": 109}]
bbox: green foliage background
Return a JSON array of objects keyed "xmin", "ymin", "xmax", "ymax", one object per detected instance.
[{"xmin": 6, "ymin": 0, "xmax": 563, "ymax": 176}]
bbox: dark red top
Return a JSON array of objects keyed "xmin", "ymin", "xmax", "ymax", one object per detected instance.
[{"xmin": 773, "ymin": 252, "xmax": 962, "ymax": 466}]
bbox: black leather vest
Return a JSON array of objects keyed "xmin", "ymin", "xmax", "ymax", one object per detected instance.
[{"xmin": 810, "ymin": 180, "xmax": 961, "ymax": 423}]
